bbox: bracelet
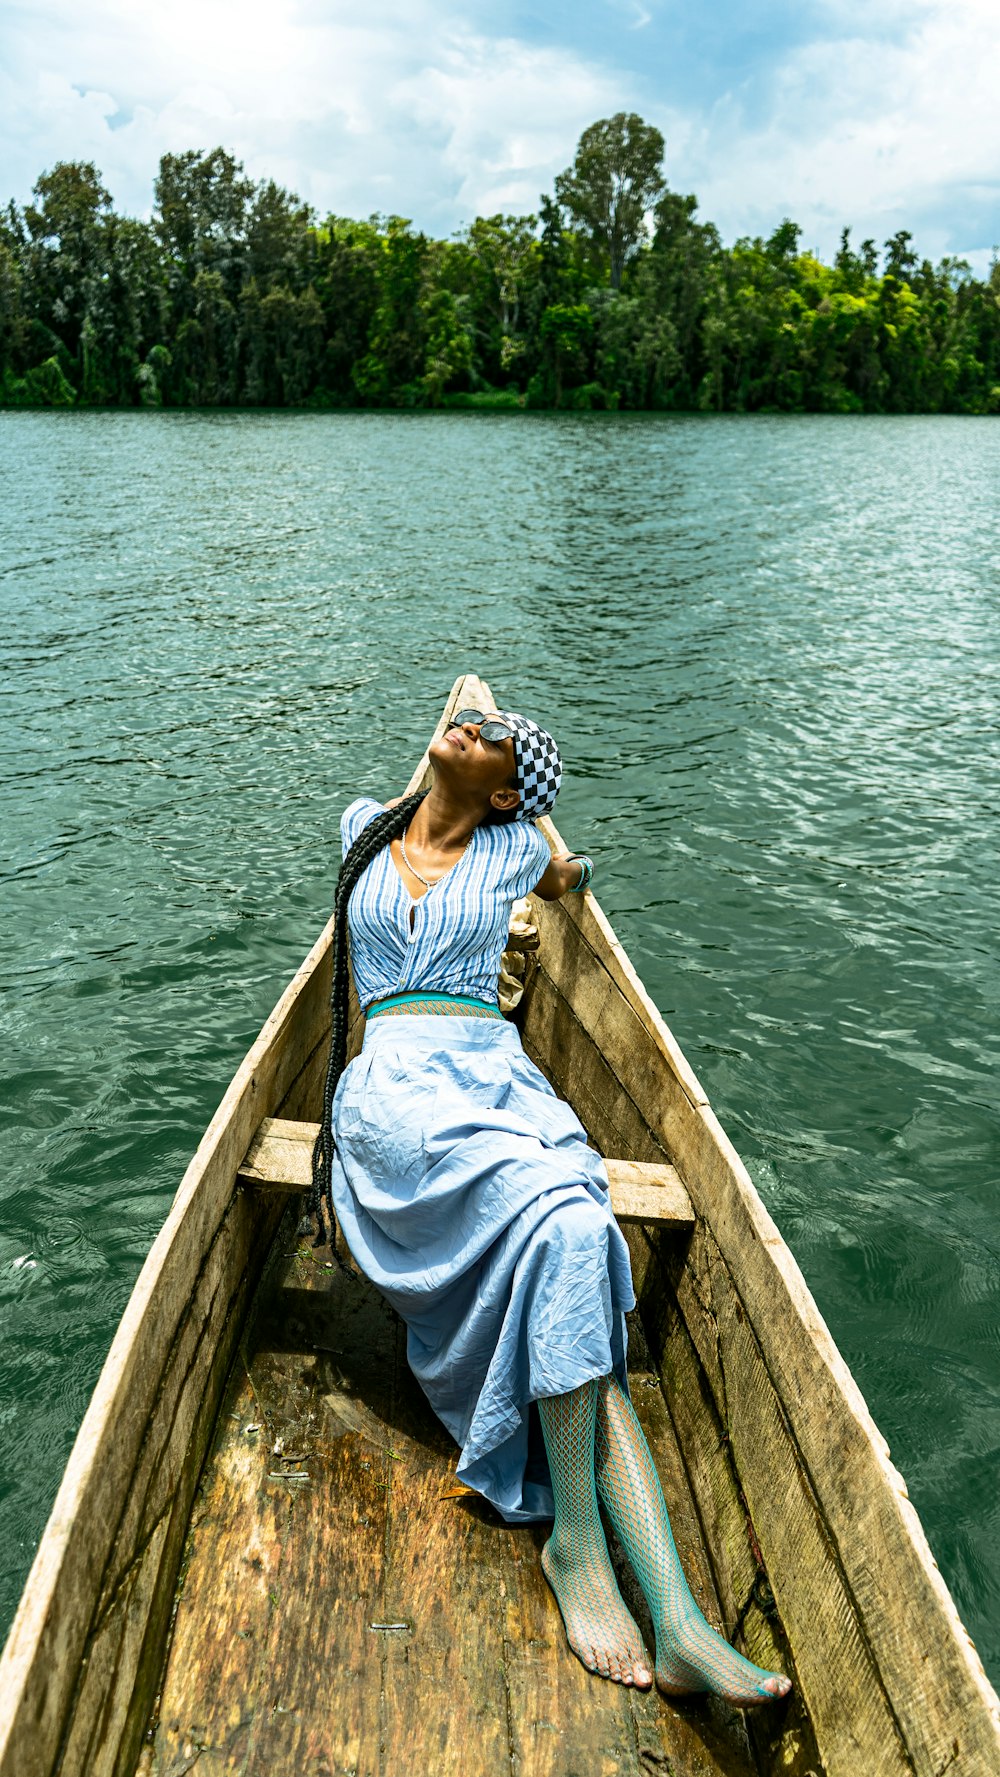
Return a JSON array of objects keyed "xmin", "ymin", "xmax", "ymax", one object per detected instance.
[{"xmin": 564, "ymin": 853, "xmax": 593, "ymax": 892}]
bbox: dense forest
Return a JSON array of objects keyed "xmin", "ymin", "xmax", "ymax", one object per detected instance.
[{"xmin": 2, "ymin": 114, "xmax": 998, "ymax": 414}]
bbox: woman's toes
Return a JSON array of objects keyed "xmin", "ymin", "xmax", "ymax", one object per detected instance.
[
  {"xmin": 763, "ymin": 1674, "xmax": 791, "ymax": 1698},
  {"xmin": 611, "ymin": 1648, "xmax": 654, "ymax": 1688}
]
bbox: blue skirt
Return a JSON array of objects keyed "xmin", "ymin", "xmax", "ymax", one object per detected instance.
[{"xmin": 330, "ymin": 1014, "xmax": 636, "ymax": 1522}]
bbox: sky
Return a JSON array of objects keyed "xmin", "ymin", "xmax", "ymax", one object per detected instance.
[{"xmin": 1, "ymin": 0, "xmax": 997, "ymax": 272}]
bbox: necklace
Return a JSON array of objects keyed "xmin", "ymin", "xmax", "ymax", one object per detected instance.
[{"xmin": 399, "ymin": 825, "xmax": 470, "ymax": 891}]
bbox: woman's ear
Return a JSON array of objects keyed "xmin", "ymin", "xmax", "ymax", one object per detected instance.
[{"xmin": 490, "ymin": 786, "xmax": 521, "ymax": 813}]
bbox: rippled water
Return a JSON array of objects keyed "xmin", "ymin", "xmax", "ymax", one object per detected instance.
[{"xmin": 1, "ymin": 410, "xmax": 998, "ymax": 1680}]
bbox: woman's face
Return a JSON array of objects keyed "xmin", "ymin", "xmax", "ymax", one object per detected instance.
[{"xmin": 429, "ymin": 712, "xmax": 521, "ymax": 815}]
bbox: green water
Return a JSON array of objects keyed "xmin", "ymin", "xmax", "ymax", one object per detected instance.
[{"xmin": 1, "ymin": 411, "xmax": 997, "ymax": 1680}]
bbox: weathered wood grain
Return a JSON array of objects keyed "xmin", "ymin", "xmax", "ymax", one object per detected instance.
[
  {"xmin": 137, "ymin": 1369, "xmax": 291, "ymax": 1776},
  {"xmin": 0, "ymin": 916, "xmax": 330, "ymax": 1777},
  {"xmin": 241, "ymin": 1265, "xmax": 397, "ymax": 1777},
  {"xmin": 617, "ymin": 1316, "xmax": 762, "ymax": 1777},
  {"xmin": 378, "ymin": 1323, "xmax": 513, "ymax": 1774},
  {"xmin": 716, "ymin": 1270, "xmax": 913, "ymax": 1774},
  {"xmin": 534, "ymin": 819, "xmax": 710, "ymax": 1115},
  {"xmin": 7, "ymin": 667, "xmax": 1000, "ymax": 1777},
  {"xmin": 238, "ymin": 1117, "xmax": 320, "ymax": 1188},
  {"xmin": 237, "ymin": 1116, "xmax": 694, "ymax": 1229},
  {"xmin": 144, "ymin": 1238, "xmax": 763, "ymax": 1777},
  {"xmin": 604, "ymin": 1160, "xmax": 693, "ymax": 1227},
  {"xmin": 0, "ymin": 674, "xmax": 480, "ymax": 1777},
  {"xmin": 689, "ymin": 1108, "xmax": 999, "ymax": 1774},
  {"xmin": 646, "ymin": 1240, "xmax": 838, "ymax": 1777},
  {"xmin": 497, "ymin": 1510, "xmax": 641, "ymax": 1777},
  {"xmin": 523, "ymin": 973, "xmax": 670, "ymax": 1169},
  {"xmin": 142, "ymin": 1249, "xmax": 398, "ymax": 1777},
  {"xmin": 59, "ymin": 1193, "xmax": 284, "ymax": 1777},
  {"xmin": 489, "ymin": 1321, "xmax": 759, "ymax": 1777},
  {"xmin": 525, "ymin": 889, "xmax": 1000, "ymax": 1774}
]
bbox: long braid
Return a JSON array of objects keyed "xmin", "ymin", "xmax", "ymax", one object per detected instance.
[{"xmin": 308, "ymin": 788, "xmax": 429, "ymax": 1243}]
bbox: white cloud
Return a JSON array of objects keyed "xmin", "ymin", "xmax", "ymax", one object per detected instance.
[
  {"xmin": 392, "ymin": 35, "xmax": 616, "ymax": 226},
  {"xmin": 611, "ymin": 0, "xmax": 653, "ymax": 28},
  {"xmin": 0, "ymin": 1, "xmax": 620, "ymax": 227},
  {"xmin": 664, "ymin": 0, "xmax": 1000, "ymax": 266},
  {"xmin": 0, "ymin": 0, "xmax": 996, "ymax": 266}
]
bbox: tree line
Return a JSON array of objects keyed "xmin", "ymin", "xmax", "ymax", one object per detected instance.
[{"xmin": 2, "ymin": 115, "xmax": 998, "ymax": 414}]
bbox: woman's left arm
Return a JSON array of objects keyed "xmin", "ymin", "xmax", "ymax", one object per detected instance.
[{"xmin": 533, "ymin": 852, "xmax": 593, "ymax": 901}]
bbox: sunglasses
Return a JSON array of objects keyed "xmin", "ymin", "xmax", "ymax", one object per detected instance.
[{"xmin": 447, "ymin": 708, "xmax": 515, "ymax": 744}]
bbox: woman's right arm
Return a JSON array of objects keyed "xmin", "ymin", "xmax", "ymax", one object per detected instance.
[{"xmin": 533, "ymin": 853, "xmax": 594, "ymax": 900}]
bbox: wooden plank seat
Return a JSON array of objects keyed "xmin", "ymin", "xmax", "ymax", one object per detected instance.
[{"xmin": 237, "ymin": 1115, "xmax": 696, "ymax": 1229}]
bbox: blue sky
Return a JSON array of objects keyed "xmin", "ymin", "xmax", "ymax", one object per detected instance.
[{"xmin": 2, "ymin": 1, "xmax": 997, "ymax": 270}]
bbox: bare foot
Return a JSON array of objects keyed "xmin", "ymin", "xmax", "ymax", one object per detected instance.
[{"xmin": 541, "ymin": 1536, "xmax": 653, "ymax": 1688}]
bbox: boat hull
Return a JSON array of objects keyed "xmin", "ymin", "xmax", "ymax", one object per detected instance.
[{"xmin": 1, "ymin": 673, "xmax": 997, "ymax": 1777}]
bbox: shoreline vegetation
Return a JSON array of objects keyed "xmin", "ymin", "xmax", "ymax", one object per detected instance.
[{"xmin": 2, "ymin": 113, "xmax": 999, "ymax": 416}]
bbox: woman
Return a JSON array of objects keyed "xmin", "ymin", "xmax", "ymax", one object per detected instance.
[{"xmin": 311, "ymin": 705, "xmax": 791, "ymax": 1703}]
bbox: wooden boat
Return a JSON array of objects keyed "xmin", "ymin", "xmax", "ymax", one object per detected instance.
[{"xmin": 2, "ymin": 672, "xmax": 998, "ymax": 1777}]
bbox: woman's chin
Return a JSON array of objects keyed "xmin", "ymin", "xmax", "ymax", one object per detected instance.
[{"xmin": 428, "ymin": 738, "xmax": 467, "ymax": 777}]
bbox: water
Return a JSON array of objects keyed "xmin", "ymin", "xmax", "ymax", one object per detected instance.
[{"xmin": 1, "ymin": 410, "xmax": 997, "ymax": 1682}]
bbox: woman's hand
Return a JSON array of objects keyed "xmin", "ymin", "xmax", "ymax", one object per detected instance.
[{"xmin": 534, "ymin": 853, "xmax": 594, "ymax": 901}]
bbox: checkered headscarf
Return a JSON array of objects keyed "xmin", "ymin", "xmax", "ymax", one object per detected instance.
[{"xmin": 500, "ymin": 712, "xmax": 562, "ymax": 821}]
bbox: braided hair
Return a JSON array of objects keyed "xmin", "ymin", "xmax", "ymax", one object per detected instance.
[{"xmin": 308, "ymin": 787, "xmax": 429, "ymax": 1243}]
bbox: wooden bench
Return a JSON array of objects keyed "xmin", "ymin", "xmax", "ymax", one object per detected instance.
[{"xmin": 237, "ymin": 1116, "xmax": 695, "ymax": 1229}]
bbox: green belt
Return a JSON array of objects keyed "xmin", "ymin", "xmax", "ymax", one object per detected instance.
[{"xmin": 365, "ymin": 991, "xmax": 504, "ymax": 1021}]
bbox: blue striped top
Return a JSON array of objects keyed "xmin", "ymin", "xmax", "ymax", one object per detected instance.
[{"xmin": 341, "ymin": 797, "xmax": 551, "ymax": 1010}]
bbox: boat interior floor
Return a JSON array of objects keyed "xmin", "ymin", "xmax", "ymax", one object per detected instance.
[{"xmin": 137, "ymin": 1232, "xmax": 761, "ymax": 1777}]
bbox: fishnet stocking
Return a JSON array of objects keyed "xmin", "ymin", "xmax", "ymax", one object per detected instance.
[
  {"xmin": 595, "ymin": 1376, "xmax": 791, "ymax": 1704},
  {"xmin": 537, "ymin": 1384, "xmax": 652, "ymax": 1687}
]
